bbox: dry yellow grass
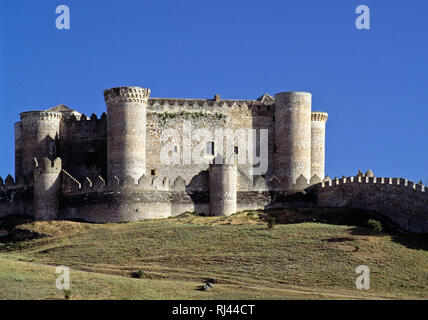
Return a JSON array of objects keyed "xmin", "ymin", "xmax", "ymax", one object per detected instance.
[{"xmin": 0, "ymin": 209, "xmax": 427, "ymax": 300}]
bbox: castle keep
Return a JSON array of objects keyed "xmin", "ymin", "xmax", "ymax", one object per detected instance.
[{"xmin": 1, "ymin": 86, "xmax": 427, "ymax": 233}]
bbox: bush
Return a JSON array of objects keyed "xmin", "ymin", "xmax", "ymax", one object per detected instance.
[
  {"xmin": 247, "ymin": 211, "xmax": 257, "ymax": 220},
  {"xmin": 267, "ymin": 217, "xmax": 277, "ymax": 229},
  {"xmin": 367, "ymin": 219, "xmax": 383, "ymax": 233},
  {"xmin": 175, "ymin": 211, "xmax": 204, "ymax": 218},
  {"xmin": 131, "ymin": 270, "xmax": 144, "ymax": 279},
  {"xmin": 63, "ymin": 290, "xmax": 71, "ymax": 300}
]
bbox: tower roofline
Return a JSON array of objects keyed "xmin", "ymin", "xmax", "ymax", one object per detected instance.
[{"xmin": 311, "ymin": 111, "xmax": 328, "ymax": 122}]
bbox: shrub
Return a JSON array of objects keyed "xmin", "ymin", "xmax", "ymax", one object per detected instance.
[
  {"xmin": 131, "ymin": 270, "xmax": 144, "ymax": 279},
  {"xmin": 176, "ymin": 212, "xmax": 196, "ymax": 218},
  {"xmin": 246, "ymin": 211, "xmax": 257, "ymax": 220},
  {"xmin": 367, "ymin": 219, "xmax": 383, "ymax": 233},
  {"xmin": 63, "ymin": 290, "xmax": 71, "ymax": 300},
  {"xmin": 267, "ymin": 217, "xmax": 277, "ymax": 229}
]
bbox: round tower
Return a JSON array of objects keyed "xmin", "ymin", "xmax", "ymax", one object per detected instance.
[
  {"xmin": 274, "ymin": 92, "xmax": 312, "ymax": 190},
  {"xmin": 209, "ymin": 162, "xmax": 237, "ymax": 216},
  {"xmin": 14, "ymin": 121, "xmax": 23, "ymax": 179},
  {"xmin": 104, "ymin": 86, "xmax": 150, "ymax": 182},
  {"xmin": 34, "ymin": 157, "xmax": 62, "ymax": 221},
  {"xmin": 311, "ymin": 112, "xmax": 328, "ymax": 181},
  {"xmin": 19, "ymin": 111, "xmax": 62, "ymax": 180}
]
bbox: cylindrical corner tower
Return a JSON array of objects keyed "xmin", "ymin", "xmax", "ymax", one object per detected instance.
[
  {"xmin": 19, "ymin": 111, "xmax": 62, "ymax": 180},
  {"xmin": 311, "ymin": 112, "xmax": 328, "ymax": 180},
  {"xmin": 14, "ymin": 122, "xmax": 23, "ymax": 179},
  {"xmin": 34, "ymin": 157, "xmax": 62, "ymax": 221},
  {"xmin": 274, "ymin": 92, "xmax": 312, "ymax": 190},
  {"xmin": 104, "ymin": 86, "xmax": 150, "ymax": 182},
  {"xmin": 209, "ymin": 163, "xmax": 237, "ymax": 216}
]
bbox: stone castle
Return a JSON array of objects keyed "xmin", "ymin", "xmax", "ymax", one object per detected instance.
[{"xmin": 1, "ymin": 86, "xmax": 427, "ymax": 233}]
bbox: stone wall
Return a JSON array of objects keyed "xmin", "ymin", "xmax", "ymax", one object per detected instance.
[
  {"xmin": 56, "ymin": 168, "xmax": 318, "ymax": 222},
  {"xmin": 308, "ymin": 176, "xmax": 428, "ymax": 233},
  {"xmin": 60, "ymin": 190, "xmax": 172, "ymax": 223},
  {"xmin": 59, "ymin": 170, "xmax": 206, "ymax": 222},
  {"xmin": 58, "ymin": 113, "xmax": 107, "ymax": 181},
  {"xmin": 145, "ymin": 97, "xmax": 276, "ymax": 184},
  {"xmin": 0, "ymin": 176, "xmax": 34, "ymax": 218},
  {"xmin": 2, "ymin": 164, "xmax": 427, "ymax": 235}
]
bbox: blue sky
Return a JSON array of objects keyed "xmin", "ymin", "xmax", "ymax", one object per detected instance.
[{"xmin": 1, "ymin": 0, "xmax": 427, "ymax": 182}]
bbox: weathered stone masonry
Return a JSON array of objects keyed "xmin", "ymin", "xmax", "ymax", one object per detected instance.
[
  {"xmin": 1, "ymin": 86, "xmax": 427, "ymax": 232},
  {"xmin": 307, "ymin": 176, "xmax": 428, "ymax": 233}
]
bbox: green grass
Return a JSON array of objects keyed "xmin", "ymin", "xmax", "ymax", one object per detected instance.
[{"xmin": 0, "ymin": 210, "xmax": 427, "ymax": 300}]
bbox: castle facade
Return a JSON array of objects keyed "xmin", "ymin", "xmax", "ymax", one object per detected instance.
[
  {"xmin": 1, "ymin": 86, "xmax": 427, "ymax": 233},
  {"xmin": 11, "ymin": 87, "xmax": 328, "ymax": 221}
]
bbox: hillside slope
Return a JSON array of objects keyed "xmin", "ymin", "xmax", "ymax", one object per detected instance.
[{"xmin": 0, "ymin": 209, "xmax": 427, "ymax": 300}]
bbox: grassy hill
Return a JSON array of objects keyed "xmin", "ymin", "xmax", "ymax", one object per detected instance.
[{"xmin": 0, "ymin": 209, "xmax": 427, "ymax": 300}]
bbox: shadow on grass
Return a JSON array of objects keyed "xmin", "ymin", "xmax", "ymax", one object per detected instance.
[
  {"xmin": 0, "ymin": 215, "xmax": 45, "ymax": 244},
  {"xmin": 390, "ymin": 233, "xmax": 428, "ymax": 251},
  {"xmin": 349, "ymin": 226, "xmax": 428, "ymax": 250},
  {"xmin": 263, "ymin": 207, "xmax": 428, "ymax": 251}
]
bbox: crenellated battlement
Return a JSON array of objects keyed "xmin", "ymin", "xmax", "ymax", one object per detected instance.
[
  {"xmin": 147, "ymin": 97, "xmax": 273, "ymax": 115},
  {"xmin": 311, "ymin": 111, "xmax": 328, "ymax": 122},
  {"xmin": 0, "ymin": 177, "xmax": 33, "ymax": 192},
  {"xmin": 33, "ymin": 157, "xmax": 62, "ymax": 174},
  {"xmin": 316, "ymin": 175, "xmax": 426, "ymax": 193},
  {"xmin": 0, "ymin": 175, "xmax": 15, "ymax": 190},
  {"xmin": 238, "ymin": 170, "xmax": 322, "ymax": 192},
  {"xmin": 20, "ymin": 111, "xmax": 63, "ymax": 122},
  {"xmin": 0, "ymin": 173, "xmax": 34, "ymax": 219},
  {"xmin": 307, "ymin": 170, "xmax": 428, "ymax": 233},
  {"xmin": 147, "ymin": 110, "xmax": 228, "ymax": 124},
  {"xmin": 0, "ymin": 173, "xmax": 33, "ymax": 191},
  {"xmin": 61, "ymin": 169, "xmax": 82, "ymax": 193},
  {"xmin": 104, "ymin": 86, "xmax": 151, "ymax": 104},
  {"xmin": 62, "ymin": 112, "xmax": 107, "ymax": 123},
  {"xmin": 61, "ymin": 171, "xmax": 176, "ymax": 195}
]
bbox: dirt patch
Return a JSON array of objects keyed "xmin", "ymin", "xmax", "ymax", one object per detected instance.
[
  {"xmin": 324, "ymin": 237, "xmax": 354, "ymax": 243},
  {"xmin": 18, "ymin": 221, "xmax": 92, "ymax": 238},
  {"xmin": 171, "ymin": 212, "xmax": 264, "ymax": 226}
]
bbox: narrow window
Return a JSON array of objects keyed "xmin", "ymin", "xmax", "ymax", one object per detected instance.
[
  {"xmin": 173, "ymin": 146, "xmax": 178, "ymax": 153},
  {"xmin": 151, "ymin": 169, "xmax": 156, "ymax": 176},
  {"xmin": 86, "ymin": 151, "xmax": 97, "ymax": 169},
  {"xmin": 206, "ymin": 141, "xmax": 214, "ymax": 155},
  {"xmin": 234, "ymin": 146, "xmax": 239, "ymax": 154}
]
